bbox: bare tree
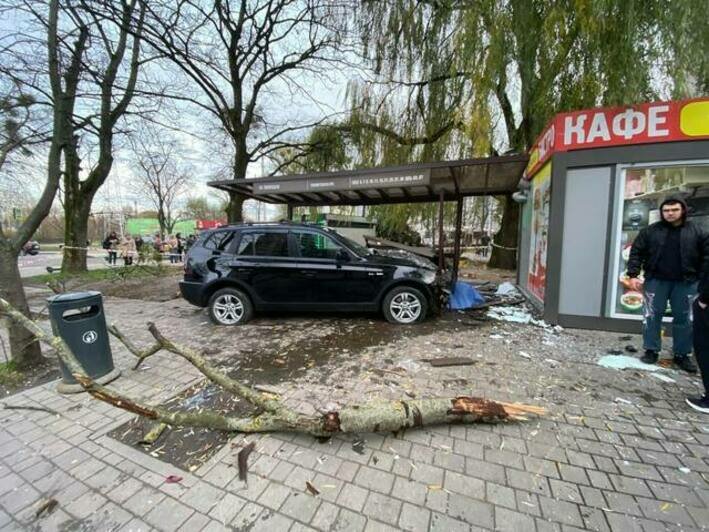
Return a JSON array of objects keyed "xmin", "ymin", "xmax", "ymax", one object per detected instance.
[
  {"xmin": 0, "ymin": 0, "xmax": 85, "ymax": 367},
  {"xmin": 137, "ymin": 0, "xmax": 352, "ymax": 223},
  {"xmin": 131, "ymin": 130, "xmax": 189, "ymax": 238},
  {"xmin": 57, "ymin": 0, "xmax": 146, "ymax": 273}
]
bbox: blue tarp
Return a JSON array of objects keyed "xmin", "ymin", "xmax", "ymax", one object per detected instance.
[{"xmin": 448, "ymin": 281, "xmax": 485, "ymax": 310}]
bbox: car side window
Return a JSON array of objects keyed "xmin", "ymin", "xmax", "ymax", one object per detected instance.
[
  {"xmin": 293, "ymin": 231, "xmax": 341, "ymax": 260},
  {"xmin": 203, "ymin": 231, "xmax": 235, "ymax": 252},
  {"xmin": 238, "ymin": 232, "xmax": 288, "ymax": 257}
]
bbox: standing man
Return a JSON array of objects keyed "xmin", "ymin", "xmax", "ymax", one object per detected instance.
[
  {"xmin": 627, "ymin": 197, "xmax": 708, "ymax": 372},
  {"xmin": 687, "ymin": 275, "xmax": 709, "ymax": 412}
]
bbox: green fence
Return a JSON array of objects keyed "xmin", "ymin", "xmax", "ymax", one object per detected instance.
[{"xmin": 125, "ymin": 218, "xmax": 196, "ymax": 236}]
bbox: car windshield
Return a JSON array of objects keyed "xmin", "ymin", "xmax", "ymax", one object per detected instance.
[{"xmin": 330, "ymin": 231, "xmax": 370, "ymax": 257}]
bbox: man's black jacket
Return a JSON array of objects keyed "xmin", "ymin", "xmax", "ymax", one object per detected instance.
[{"xmin": 627, "ymin": 220, "xmax": 709, "ymax": 299}]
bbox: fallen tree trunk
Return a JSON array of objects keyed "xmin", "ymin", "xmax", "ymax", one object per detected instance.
[{"xmin": 0, "ymin": 297, "xmax": 544, "ymax": 437}]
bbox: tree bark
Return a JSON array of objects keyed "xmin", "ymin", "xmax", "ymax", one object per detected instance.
[
  {"xmin": 487, "ymin": 195, "xmax": 519, "ymax": 270},
  {"xmin": 227, "ymin": 148, "xmax": 249, "ymax": 223},
  {"xmin": 61, "ymin": 195, "xmax": 92, "ymax": 273},
  {"xmin": 0, "ymin": 249, "xmax": 43, "ymax": 368}
]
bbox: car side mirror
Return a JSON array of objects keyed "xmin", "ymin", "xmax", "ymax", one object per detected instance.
[{"xmin": 336, "ymin": 249, "xmax": 350, "ymax": 262}]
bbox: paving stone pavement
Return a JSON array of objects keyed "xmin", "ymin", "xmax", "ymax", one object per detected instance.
[{"xmin": 1, "ymin": 294, "xmax": 708, "ymax": 531}]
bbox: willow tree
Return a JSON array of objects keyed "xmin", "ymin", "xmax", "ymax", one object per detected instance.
[{"xmin": 347, "ymin": 0, "xmax": 707, "ymax": 269}]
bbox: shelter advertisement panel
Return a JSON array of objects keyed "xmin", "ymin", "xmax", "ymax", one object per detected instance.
[
  {"xmin": 611, "ymin": 161, "xmax": 709, "ymax": 318},
  {"xmin": 527, "ymin": 162, "xmax": 551, "ymax": 302}
]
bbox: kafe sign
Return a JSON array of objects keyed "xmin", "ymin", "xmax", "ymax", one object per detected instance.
[{"xmin": 525, "ymin": 98, "xmax": 709, "ymax": 178}]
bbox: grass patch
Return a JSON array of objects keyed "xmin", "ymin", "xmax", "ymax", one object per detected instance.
[
  {"xmin": 23, "ymin": 264, "xmax": 174, "ymax": 286},
  {"xmin": 0, "ymin": 361, "xmax": 23, "ymax": 387}
]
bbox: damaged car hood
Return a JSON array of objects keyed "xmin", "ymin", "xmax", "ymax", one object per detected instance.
[{"xmin": 367, "ymin": 248, "xmax": 437, "ymax": 270}]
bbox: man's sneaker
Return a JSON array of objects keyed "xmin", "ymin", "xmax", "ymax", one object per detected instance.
[
  {"xmin": 674, "ymin": 356, "xmax": 698, "ymax": 373},
  {"xmin": 686, "ymin": 397, "xmax": 709, "ymax": 413},
  {"xmin": 641, "ymin": 350, "xmax": 659, "ymax": 364}
]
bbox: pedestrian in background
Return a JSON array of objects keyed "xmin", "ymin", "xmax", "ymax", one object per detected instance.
[
  {"xmin": 103, "ymin": 231, "xmax": 119, "ymax": 265},
  {"xmin": 176, "ymin": 232, "xmax": 184, "ymax": 262},
  {"xmin": 119, "ymin": 234, "xmax": 136, "ymax": 266}
]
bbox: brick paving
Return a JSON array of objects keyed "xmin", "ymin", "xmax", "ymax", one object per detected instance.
[{"xmin": 1, "ymin": 293, "xmax": 708, "ymax": 530}]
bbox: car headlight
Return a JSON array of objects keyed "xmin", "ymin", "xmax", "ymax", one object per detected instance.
[{"xmin": 422, "ymin": 270, "xmax": 437, "ymax": 284}]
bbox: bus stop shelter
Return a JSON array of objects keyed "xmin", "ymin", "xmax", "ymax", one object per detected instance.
[{"xmin": 208, "ymin": 154, "xmax": 528, "ymax": 282}]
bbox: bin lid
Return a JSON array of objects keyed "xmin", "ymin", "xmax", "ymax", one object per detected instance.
[{"xmin": 47, "ymin": 291, "xmax": 102, "ymax": 304}]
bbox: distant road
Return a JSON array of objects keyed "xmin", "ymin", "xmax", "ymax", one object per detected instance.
[{"xmin": 18, "ymin": 251, "xmax": 109, "ymax": 278}]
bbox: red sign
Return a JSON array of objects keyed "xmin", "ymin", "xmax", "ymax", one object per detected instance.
[
  {"xmin": 196, "ymin": 219, "xmax": 227, "ymax": 230},
  {"xmin": 525, "ymin": 97, "xmax": 709, "ymax": 178}
]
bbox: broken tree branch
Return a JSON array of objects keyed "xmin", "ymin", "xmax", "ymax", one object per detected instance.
[
  {"xmin": 107, "ymin": 324, "xmax": 161, "ymax": 370},
  {"xmin": 0, "ymin": 297, "xmax": 544, "ymax": 437}
]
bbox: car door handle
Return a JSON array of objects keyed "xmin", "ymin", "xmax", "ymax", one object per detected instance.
[
  {"xmin": 300, "ymin": 270, "xmax": 316, "ymax": 277},
  {"xmin": 368, "ymin": 271, "xmax": 384, "ymax": 276}
]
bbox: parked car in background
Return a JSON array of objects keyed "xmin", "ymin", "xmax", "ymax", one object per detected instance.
[
  {"xmin": 180, "ymin": 223, "xmax": 441, "ymax": 325},
  {"xmin": 21, "ymin": 241, "xmax": 40, "ymax": 255}
]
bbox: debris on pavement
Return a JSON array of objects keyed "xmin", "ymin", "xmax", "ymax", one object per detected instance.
[
  {"xmin": 428, "ymin": 357, "xmax": 477, "ymax": 367},
  {"xmin": 495, "ymin": 282, "xmax": 519, "ymax": 296},
  {"xmin": 448, "ymin": 281, "xmax": 485, "ymax": 310},
  {"xmin": 34, "ymin": 498, "xmax": 58, "ymax": 519},
  {"xmin": 597, "ymin": 355, "xmax": 664, "ymax": 371},
  {"xmin": 139, "ymin": 422, "xmax": 168, "ymax": 445},
  {"xmin": 305, "ymin": 480, "xmax": 320, "ymax": 496},
  {"xmin": 487, "ymin": 306, "xmax": 549, "ymax": 327},
  {"xmin": 614, "ymin": 397, "xmax": 634, "ymax": 405},
  {"xmin": 651, "ymin": 373, "xmax": 677, "ymax": 383},
  {"xmin": 238, "ymin": 442, "xmax": 256, "ymax": 482},
  {"xmin": 164, "ymin": 474, "xmax": 183, "ymax": 484},
  {"xmin": 352, "ymin": 439, "xmax": 366, "ymax": 455}
]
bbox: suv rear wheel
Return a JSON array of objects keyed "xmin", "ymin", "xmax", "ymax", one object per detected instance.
[
  {"xmin": 383, "ymin": 286, "xmax": 427, "ymax": 324},
  {"xmin": 208, "ymin": 287, "xmax": 253, "ymax": 326}
]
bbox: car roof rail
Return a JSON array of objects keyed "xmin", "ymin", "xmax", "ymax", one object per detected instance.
[{"xmin": 223, "ymin": 221, "xmax": 324, "ymax": 228}]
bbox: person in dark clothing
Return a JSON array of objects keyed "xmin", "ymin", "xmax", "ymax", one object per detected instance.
[
  {"xmin": 176, "ymin": 232, "xmax": 184, "ymax": 262},
  {"xmin": 481, "ymin": 233, "xmax": 491, "ymax": 257},
  {"xmin": 687, "ymin": 276, "xmax": 709, "ymax": 412},
  {"xmin": 627, "ymin": 197, "xmax": 709, "ymax": 372},
  {"xmin": 102, "ymin": 231, "xmax": 119, "ymax": 265}
]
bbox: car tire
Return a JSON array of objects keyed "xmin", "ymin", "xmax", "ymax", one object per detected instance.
[
  {"xmin": 382, "ymin": 286, "xmax": 428, "ymax": 324},
  {"xmin": 208, "ymin": 287, "xmax": 253, "ymax": 326}
]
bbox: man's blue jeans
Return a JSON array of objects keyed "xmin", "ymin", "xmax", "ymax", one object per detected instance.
[{"xmin": 642, "ymin": 278, "xmax": 697, "ymax": 356}]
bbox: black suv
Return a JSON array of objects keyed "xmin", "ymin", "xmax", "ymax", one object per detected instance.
[{"xmin": 179, "ymin": 223, "xmax": 441, "ymax": 325}]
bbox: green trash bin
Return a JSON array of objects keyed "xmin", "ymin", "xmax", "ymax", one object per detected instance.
[{"xmin": 47, "ymin": 291, "xmax": 121, "ymax": 394}]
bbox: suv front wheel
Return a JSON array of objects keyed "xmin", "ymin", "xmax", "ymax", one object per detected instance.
[
  {"xmin": 208, "ymin": 287, "xmax": 253, "ymax": 326},
  {"xmin": 383, "ymin": 286, "xmax": 427, "ymax": 324}
]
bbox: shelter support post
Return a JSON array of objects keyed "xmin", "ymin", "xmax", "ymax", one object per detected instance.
[
  {"xmin": 286, "ymin": 204, "xmax": 293, "ymax": 221},
  {"xmin": 438, "ymin": 190, "xmax": 445, "ymax": 271},
  {"xmin": 452, "ymin": 195, "xmax": 463, "ymax": 283}
]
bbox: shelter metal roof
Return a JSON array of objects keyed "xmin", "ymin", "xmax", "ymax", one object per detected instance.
[{"xmin": 208, "ymin": 154, "xmax": 528, "ymax": 207}]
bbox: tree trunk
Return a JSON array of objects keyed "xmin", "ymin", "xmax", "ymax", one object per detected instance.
[
  {"xmin": 487, "ymin": 195, "xmax": 519, "ymax": 270},
  {"xmin": 226, "ymin": 146, "xmax": 248, "ymax": 223},
  {"xmin": 61, "ymin": 200, "xmax": 91, "ymax": 273},
  {"xmin": 0, "ymin": 248, "xmax": 43, "ymax": 368}
]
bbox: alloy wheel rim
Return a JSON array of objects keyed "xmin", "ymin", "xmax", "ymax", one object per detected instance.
[
  {"xmin": 390, "ymin": 292, "xmax": 422, "ymax": 323},
  {"xmin": 213, "ymin": 294, "xmax": 244, "ymax": 324}
]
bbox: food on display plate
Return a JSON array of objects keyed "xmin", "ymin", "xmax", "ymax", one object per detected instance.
[
  {"xmin": 620, "ymin": 291, "xmax": 644, "ymax": 312},
  {"xmin": 619, "ymin": 274, "xmax": 644, "ymax": 289}
]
